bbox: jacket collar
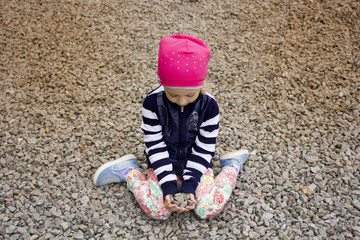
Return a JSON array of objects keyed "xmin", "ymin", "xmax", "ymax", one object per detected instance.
[{"xmin": 163, "ymin": 93, "xmax": 202, "ymax": 112}]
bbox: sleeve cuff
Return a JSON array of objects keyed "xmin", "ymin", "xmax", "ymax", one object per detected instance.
[
  {"xmin": 180, "ymin": 179, "xmax": 198, "ymax": 197},
  {"xmin": 161, "ymin": 181, "xmax": 179, "ymax": 198}
]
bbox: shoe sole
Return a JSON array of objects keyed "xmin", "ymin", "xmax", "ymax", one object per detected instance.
[
  {"xmin": 219, "ymin": 149, "xmax": 248, "ymax": 160},
  {"xmin": 93, "ymin": 154, "xmax": 136, "ymax": 185}
]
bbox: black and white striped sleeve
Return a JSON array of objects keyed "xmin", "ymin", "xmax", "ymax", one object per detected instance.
[{"xmin": 141, "ymin": 92, "xmax": 179, "ymax": 197}]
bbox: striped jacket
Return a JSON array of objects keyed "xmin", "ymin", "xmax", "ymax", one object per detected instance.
[{"xmin": 141, "ymin": 86, "xmax": 219, "ymax": 197}]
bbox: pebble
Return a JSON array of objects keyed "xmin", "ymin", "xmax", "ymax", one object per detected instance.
[
  {"xmin": 165, "ymin": 225, "xmax": 172, "ymax": 235},
  {"xmin": 233, "ymin": 228, "xmax": 241, "ymax": 235},
  {"xmin": 141, "ymin": 225, "xmax": 152, "ymax": 232},
  {"xmin": 5, "ymin": 226, "xmax": 16, "ymax": 234},
  {"xmin": 262, "ymin": 212, "xmax": 274, "ymax": 221},
  {"xmin": 8, "ymin": 206, "xmax": 16, "ymax": 213},
  {"xmin": 249, "ymin": 231, "xmax": 260, "ymax": 239},
  {"xmin": 173, "ymin": 193, "xmax": 192, "ymax": 208},
  {"xmin": 74, "ymin": 231, "xmax": 84, "ymax": 239},
  {"xmin": 60, "ymin": 222, "xmax": 69, "ymax": 231},
  {"xmin": 352, "ymin": 200, "xmax": 360, "ymax": 210}
]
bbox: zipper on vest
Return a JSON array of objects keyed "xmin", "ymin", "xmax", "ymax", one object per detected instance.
[{"xmin": 178, "ymin": 105, "xmax": 186, "ymax": 159}]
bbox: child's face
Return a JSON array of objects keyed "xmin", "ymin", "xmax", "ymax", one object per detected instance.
[{"xmin": 164, "ymin": 87, "xmax": 200, "ymax": 107}]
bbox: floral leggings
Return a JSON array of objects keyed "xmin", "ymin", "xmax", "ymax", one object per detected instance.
[{"xmin": 126, "ymin": 166, "xmax": 238, "ymax": 220}]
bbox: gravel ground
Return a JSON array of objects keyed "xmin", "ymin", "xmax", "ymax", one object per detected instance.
[{"xmin": 1, "ymin": 0, "xmax": 359, "ymax": 239}]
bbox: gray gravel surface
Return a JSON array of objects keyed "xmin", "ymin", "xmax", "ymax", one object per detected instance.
[{"xmin": 1, "ymin": 0, "xmax": 359, "ymax": 239}]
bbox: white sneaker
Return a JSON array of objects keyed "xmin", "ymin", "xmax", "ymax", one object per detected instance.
[
  {"xmin": 219, "ymin": 149, "xmax": 249, "ymax": 171},
  {"xmin": 93, "ymin": 154, "xmax": 138, "ymax": 186}
]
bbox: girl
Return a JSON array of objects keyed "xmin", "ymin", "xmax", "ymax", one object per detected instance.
[{"xmin": 93, "ymin": 35, "xmax": 248, "ymax": 220}]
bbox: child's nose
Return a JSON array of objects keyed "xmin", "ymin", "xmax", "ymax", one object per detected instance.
[{"xmin": 178, "ymin": 97, "xmax": 187, "ymax": 106}]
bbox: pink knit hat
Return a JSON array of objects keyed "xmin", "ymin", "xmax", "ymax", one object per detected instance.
[{"xmin": 157, "ymin": 35, "xmax": 211, "ymax": 88}]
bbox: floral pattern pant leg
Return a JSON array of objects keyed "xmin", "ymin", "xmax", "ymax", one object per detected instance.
[
  {"xmin": 126, "ymin": 168, "xmax": 171, "ymax": 220},
  {"xmin": 195, "ymin": 166, "xmax": 238, "ymax": 219},
  {"xmin": 126, "ymin": 167, "xmax": 237, "ymax": 220}
]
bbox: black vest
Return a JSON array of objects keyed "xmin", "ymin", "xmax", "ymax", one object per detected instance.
[{"xmin": 154, "ymin": 91, "xmax": 212, "ymax": 174}]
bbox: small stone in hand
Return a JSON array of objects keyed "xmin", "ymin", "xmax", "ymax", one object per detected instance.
[{"xmin": 173, "ymin": 193, "xmax": 192, "ymax": 208}]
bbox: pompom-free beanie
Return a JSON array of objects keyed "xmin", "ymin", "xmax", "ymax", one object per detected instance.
[{"xmin": 157, "ymin": 35, "xmax": 211, "ymax": 88}]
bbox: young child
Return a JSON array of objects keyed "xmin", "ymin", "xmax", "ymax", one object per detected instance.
[{"xmin": 93, "ymin": 35, "xmax": 248, "ymax": 220}]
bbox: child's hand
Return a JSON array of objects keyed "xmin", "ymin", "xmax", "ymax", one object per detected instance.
[
  {"xmin": 181, "ymin": 193, "xmax": 196, "ymax": 212},
  {"xmin": 165, "ymin": 194, "xmax": 197, "ymax": 213},
  {"xmin": 165, "ymin": 194, "xmax": 182, "ymax": 212}
]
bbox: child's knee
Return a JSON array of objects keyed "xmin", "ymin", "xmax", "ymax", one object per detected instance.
[
  {"xmin": 140, "ymin": 200, "xmax": 171, "ymax": 220},
  {"xmin": 195, "ymin": 210, "xmax": 208, "ymax": 219},
  {"xmin": 194, "ymin": 205, "xmax": 221, "ymax": 219}
]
